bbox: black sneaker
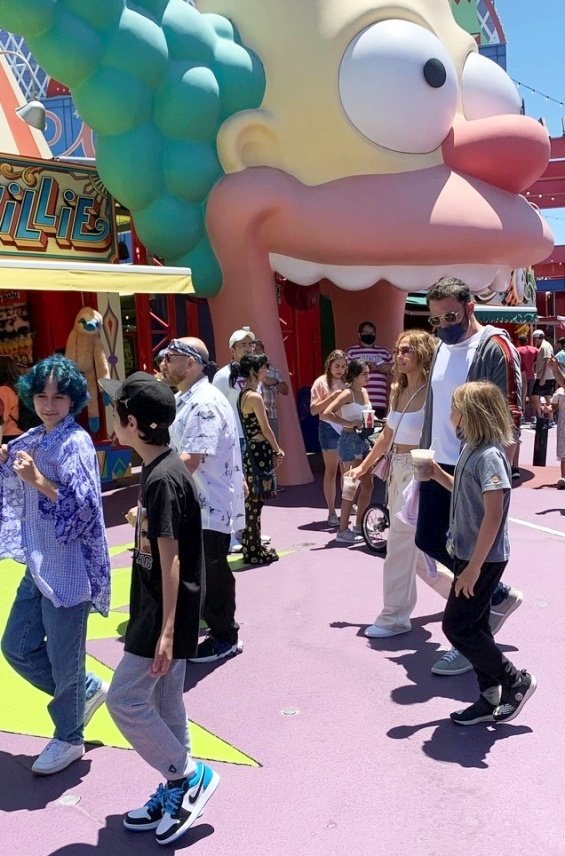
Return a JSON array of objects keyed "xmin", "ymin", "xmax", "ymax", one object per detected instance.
[
  {"xmin": 493, "ymin": 670, "xmax": 537, "ymax": 723},
  {"xmin": 124, "ymin": 783, "xmax": 167, "ymax": 831},
  {"xmin": 450, "ymin": 692, "xmax": 499, "ymax": 726},
  {"xmin": 187, "ymin": 637, "xmax": 243, "ymax": 664}
]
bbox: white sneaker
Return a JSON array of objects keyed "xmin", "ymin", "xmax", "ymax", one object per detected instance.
[
  {"xmin": 84, "ymin": 681, "xmax": 109, "ymax": 726},
  {"xmin": 261, "ymin": 534, "xmax": 271, "ymax": 544},
  {"xmin": 335, "ymin": 528, "xmax": 362, "ymax": 544},
  {"xmin": 431, "ymin": 647, "xmax": 473, "ymax": 676},
  {"xmin": 364, "ymin": 624, "xmax": 411, "ymax": 638},
  {"xmin": 32, "ymin": 738, "xmax": 85, "ymax": 775}
]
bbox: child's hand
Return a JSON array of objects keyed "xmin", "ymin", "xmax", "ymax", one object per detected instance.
[
  {"xmin": 125, "ymin": 506, "xmax": 137, "ymax": 527},
  {"xmin": 454, "ymin": 564, "xmax": 481, "ymax": 598},
  {"xmin": 150, "ymin": 632, "xmax": 173, "ymax": 677},
  {"xmin": 0, "ymin": 443, "xmax": 9, "ymax": 464},
  {"xmin": 13, "ymin": 451, "xmax": 40, "ymax": 486}
]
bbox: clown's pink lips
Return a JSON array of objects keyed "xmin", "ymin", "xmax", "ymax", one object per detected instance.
[
  {"xmin": 208, "ymin": 114, "xmax": 553, "ymax": 294},
  {"xmin": 210, "ymin": 165, "xmax": 551, "ymax": 293}
]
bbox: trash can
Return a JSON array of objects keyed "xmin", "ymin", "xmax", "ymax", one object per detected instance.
[{"xmin": 533, "ymin": 415, "xmax": 549, "ymax": 467}]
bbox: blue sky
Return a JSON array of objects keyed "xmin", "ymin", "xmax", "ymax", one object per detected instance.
[{"xmin": 496, "ymin": 0, "xmax": 565, "ymax": 245}]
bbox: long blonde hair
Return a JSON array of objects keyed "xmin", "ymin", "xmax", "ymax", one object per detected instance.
[
  {"xmin": 452, "ymin": 381, "xmax": 514, "ymax": 447},
  {"xmin": 324, "ymin": 349, "xmax": 347, "ymax": 390},
  {"xmin": 389, "ymin": 329, "xmax": 435, "ymax": 410}
]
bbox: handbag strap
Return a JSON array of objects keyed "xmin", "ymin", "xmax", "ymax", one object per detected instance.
[{"xmin": 385, "ymin": 383, "xmax": 426, "ymax": 451}]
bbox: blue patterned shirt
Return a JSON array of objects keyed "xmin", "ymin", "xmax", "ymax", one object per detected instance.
[{"xmin": 0, "ymin": 415, "xmax": 111, "ymax": 615}]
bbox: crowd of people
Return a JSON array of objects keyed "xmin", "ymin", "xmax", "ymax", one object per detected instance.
[{"xmin": 0, "ymin": 276, "xmax": 546, "ymax": 846}]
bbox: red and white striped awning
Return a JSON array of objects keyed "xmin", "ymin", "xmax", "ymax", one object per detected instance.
[{"xmin": 0, "ymin": 55, "xmax": 51, "ymax": 159}]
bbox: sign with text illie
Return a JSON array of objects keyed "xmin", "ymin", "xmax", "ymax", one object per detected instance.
[{"xmin": 0, "ymin": 156, "xmax": 117, "ymax": 263}]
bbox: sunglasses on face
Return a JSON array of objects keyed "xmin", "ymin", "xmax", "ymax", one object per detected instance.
[
  {"xmin": 427, "ymin": 309, "xmax": 465, "ymax": 327},
  {"xmin": 394, "ymin": 346, "xmax": 414, "ymax": 356}
]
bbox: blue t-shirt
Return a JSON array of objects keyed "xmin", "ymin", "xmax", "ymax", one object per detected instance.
[{"xmin": 449, "ymin": 443, "xmax": 511, "ymax": 562}]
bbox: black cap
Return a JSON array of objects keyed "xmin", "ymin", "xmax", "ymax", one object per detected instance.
[{"xmin": 99, "ymin": 372, "xmax": 176, "ymax": 428}]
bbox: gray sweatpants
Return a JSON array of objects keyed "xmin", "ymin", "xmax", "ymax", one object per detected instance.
[{"xmin": 107, "ymin": 652, "xmax": 194, "ymax": 780}]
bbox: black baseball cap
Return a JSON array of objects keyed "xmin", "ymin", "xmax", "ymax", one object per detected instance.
[{"xmin": 99, "ymin": 372, "xmax": 176, "ymax": 428}]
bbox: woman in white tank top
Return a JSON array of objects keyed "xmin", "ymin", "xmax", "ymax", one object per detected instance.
[{"xmin": 350, "ymin": 330, "xmax": 436, "ymax": 637}]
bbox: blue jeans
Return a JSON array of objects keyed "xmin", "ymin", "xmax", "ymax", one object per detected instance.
[
  {"xmin": 338, "ymin": 430, "xmax": 369, "ymax": 462},
  {"xmin": 1, "ymin": 568, "xmax": 101, "ymax": 745},
  {"xmin": 415, "ymin": 469, "xmax": 507, "ymax": 606},
  {"xmin": 318, "ymin": 421, "xmax": 340, "ymax": 451}
]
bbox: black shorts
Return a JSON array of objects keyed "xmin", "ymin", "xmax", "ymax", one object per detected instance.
[{"xmin": 531, "ymin": 379, "xmax": 556, "ymax": 397}]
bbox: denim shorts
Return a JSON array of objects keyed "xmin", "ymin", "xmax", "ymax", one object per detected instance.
[
  {"xmin": 318, "ymin": 420, "xmax": 340, "ymax": 451},
  {"xmin": 338, "ymin": 430, "xmax": 369, "ymax": 462}
]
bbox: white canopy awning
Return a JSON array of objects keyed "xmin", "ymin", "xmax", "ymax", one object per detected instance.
[{"xmin": 0, "ymin": 259, "xmax": 194, "ymax": 294}]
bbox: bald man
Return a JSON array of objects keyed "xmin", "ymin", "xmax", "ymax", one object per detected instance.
[{"xmin": 162, "ymin": 337, "xmax": 245, "ymax": 663}]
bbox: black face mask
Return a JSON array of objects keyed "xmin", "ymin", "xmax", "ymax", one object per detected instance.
[
  {"xmin": 360, "ymin": 333, "xmax": 376, "ymax": 345},
  {"xmin": 434, "ymin": 311, "xmax": 469, "ymax": 346}
]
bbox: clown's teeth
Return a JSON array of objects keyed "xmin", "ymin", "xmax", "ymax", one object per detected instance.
[{"xmin": 268, "ymin": 253, "xmax": 510, "ymax": 294}]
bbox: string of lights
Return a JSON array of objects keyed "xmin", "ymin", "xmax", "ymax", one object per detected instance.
[{"xmin": 512, "ymin": 79, "xmax": 565, "ymax": 109}]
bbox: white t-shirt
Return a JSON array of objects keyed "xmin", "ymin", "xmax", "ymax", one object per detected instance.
[
  {"xmin": 431, "ymin": 331, "xmax": 482, "ymax": 465},
  {"xmin": 212, "ymin": 364, "xmax": 246, "ymax": 438},
  {"xmin": 170, "ymin": 377, "xmax": 246, "ymax": 534}
]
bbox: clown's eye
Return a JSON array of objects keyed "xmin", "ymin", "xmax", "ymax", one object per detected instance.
[
  {"xmin": 339, "ymin": 19, "xmax": 458, "ymax": 154},
  {"xmin": 461, "ymin": 52, "xmax": 522, "ymax": 120}
]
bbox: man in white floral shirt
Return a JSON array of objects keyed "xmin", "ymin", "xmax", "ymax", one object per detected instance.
[{"xmin": 163, "ymin": 337, "xmax": 246, "ymax": 664}]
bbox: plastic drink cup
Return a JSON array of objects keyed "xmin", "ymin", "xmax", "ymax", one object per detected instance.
[
  {"xmin": 362, "ymin": 407, "xmax": 375, "ymax": 429},
  {"xmin": 410, "ymin": 449, "xmax": 435, "ymax": 481},
  {"xmin": 342, "ymin": 475, "xmax": 360, "ymax": 501}
]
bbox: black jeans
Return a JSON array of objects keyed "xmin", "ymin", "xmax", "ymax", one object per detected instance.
[
  {"xmin": 415, "ymin": 466, "xmax": 507, "ymax": 605},
  {"xmin": 202, "ymin": 530, "xmax": 239, "ymax": 645},
  {"xmin": 442, "ymin": 557, "xmax": 518, "ymax": 693}
]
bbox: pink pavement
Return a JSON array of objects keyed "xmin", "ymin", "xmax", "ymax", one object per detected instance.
[{"xmin": 1, "ymin": 425, "xmax": 564, "ymax": 856}]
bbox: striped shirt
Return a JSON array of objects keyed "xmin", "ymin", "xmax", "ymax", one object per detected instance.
[{"xmin": 346, "ymin": 344, "xmax": 392, "ymax": 412}]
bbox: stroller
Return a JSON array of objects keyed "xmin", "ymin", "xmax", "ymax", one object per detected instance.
[{"xmin": 355, "ymin": 421, "xmax": 390, "ymax": 555}]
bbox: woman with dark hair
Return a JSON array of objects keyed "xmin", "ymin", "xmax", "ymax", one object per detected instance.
[
  {"xmin": 231, "ymin": 352, "xmax": 283, "ymax": 564},
  {"xmin": 0, "ymin": 354, "xmax": 111, "ymax": 777},
  {"xmin": 323, "ymin": 358, "xmax": 373, "ymax": 544},
  {"xmin": 0, "ymin": 355, "xmax": 24, "ymax": 443}
]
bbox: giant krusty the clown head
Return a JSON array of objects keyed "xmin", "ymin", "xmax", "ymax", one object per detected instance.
[{"xmin": 0, "ymin": 0, "xmax": 553, "ymax": 483}]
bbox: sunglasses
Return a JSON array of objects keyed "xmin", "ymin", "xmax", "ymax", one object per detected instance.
[
  {"xmin": 427, "ymin": 309, "xmax": 464, "ymax": 327},
  {"xmin": 394, "ymin": 346, "xmax": 414, "ymax": 356}
]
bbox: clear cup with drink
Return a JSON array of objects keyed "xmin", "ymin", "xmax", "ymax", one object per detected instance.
[
  {"xmin": 410, "ymin": 448, "xmax": 435, "ymax": 481},
  {"xmin": 342, "ymin": 473, "xmax": 360, "ymax": 501}
]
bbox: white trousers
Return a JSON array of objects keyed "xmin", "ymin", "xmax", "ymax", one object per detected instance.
[
  {"xmin": 374, "ymin": 454, "xmax": 454, "ymax": 630},
  {"xmin": 374, "ymin": 454, "xmax": 420, "ymax": 630}
]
